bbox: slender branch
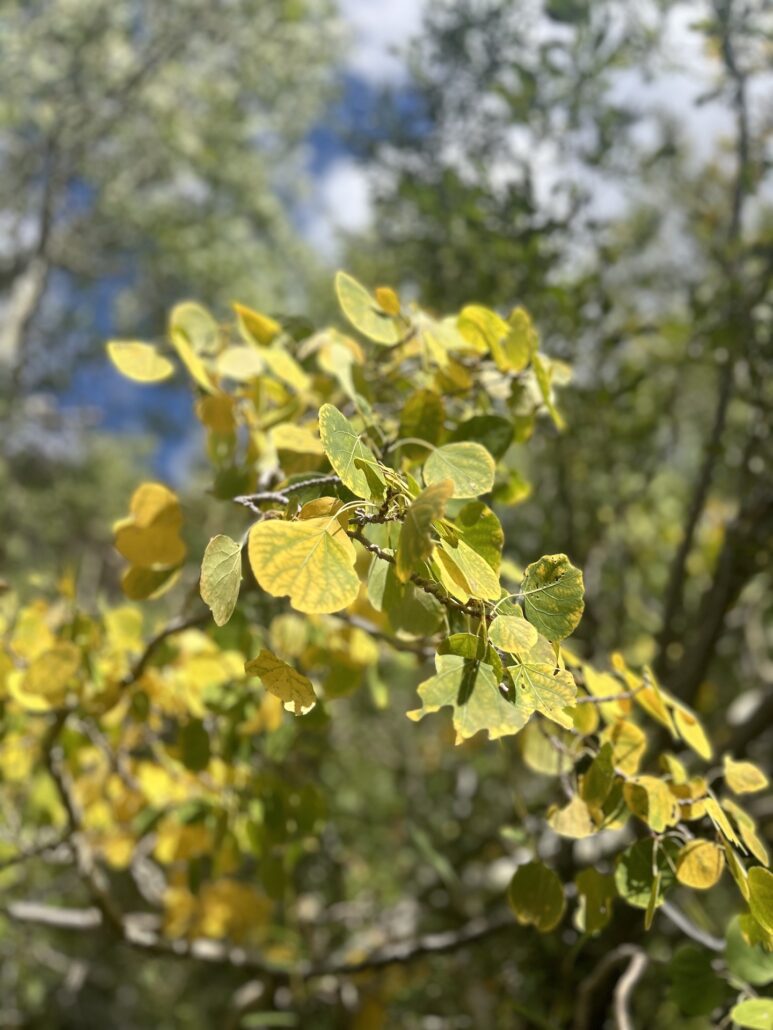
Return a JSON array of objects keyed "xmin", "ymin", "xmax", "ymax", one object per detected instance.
[
  {"xmin": 2, "ymin": 902, "xmax": 513, "ymax": 980},
  {"xmin": 613, "ymin": 949, "xmax": 648, "ymax": 1030},
  {"xmin": 659, "ymin": 901, "xmax": 724, "ymax": 952},
  {"xmin": 234, "ymin": 475, "xmax": 341, "ymax": 513},
  {"xmin": 0, "ymin": 832, "xmax": 71, "ymax": 873},
  {"xmin": 574, "ymin": 945, "xmax": 640, "ymax": 1030},
  {"xmin": 123, "ymin": 612, "xmax": 210, "ymax": 687}
]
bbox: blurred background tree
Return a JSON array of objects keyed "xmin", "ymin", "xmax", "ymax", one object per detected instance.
[{"xmin": 1, "ymin": 1, "xmax": 772, "ymax": 1027}]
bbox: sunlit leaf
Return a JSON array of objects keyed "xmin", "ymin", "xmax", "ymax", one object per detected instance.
[
  {"xmin": 488, "ymin": 615, "xmax": 539, "ymax": 654},
  {"xmin": 730, "ymin": 999, "xmax": 773, "ymax": 1030},
  {"xmin": 615, "ymin": 838, "xmax": 678, "ymax": 910},
  {"xmin": 423, "ymin": 442, "xmax": 495, "ymax": 499},
  {"xmin": 548, "ymin": 795, "xmax": 594, "ymax": 839},
  {"xmin": 107, "ymin": 341, "xmax": 174, "ymax": 383},
  {"xmin": 725, "ymin": 756, "xmax": 770, "ymax": 795},
  {"xmin": 200, "ymin": 535, "xmax": 242, "ymax": 626},
  {"xmin": 520, "ymin": 554, "xmax": 584, "ymax": 641},
  {"xmin": 335, "ymin": 270, "xmax": 406, "ymax": 344},
  {"xmin": 319, "ymin": 403, "xmax": 384, "ymax": 499},
  {"xmin": 248, "ymin": 516, "xmax": 359, "ymax": 614},
  {"xmin": 675, "ymin": 839, "xmax": 725, "ymax": 889},
  {"xmin": 623, "ymin": 775, "xmax": 680, "ymax": 832},
  {"xmin": 245, "ymin": 648, "xmax": 316, "ymax": 715},
  {"xmin": 396, "ymin": 480, "xmax": 453, "ymax": 582},
  {"xmin": 575, "ymin": 867, "xmax": 615, "ymax": 934}
]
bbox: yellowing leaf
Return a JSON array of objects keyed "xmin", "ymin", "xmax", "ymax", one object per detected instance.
[
  {"xmin": 730, "ymin": 998, "xmax": 773, "ymax": 1030},
  {"xmin": 114, "ymin": 482, "xmax": 186, "ymax": 569},
  {"xmin": 672, "ymin": 702, "xmax": 713, "ymax": 760},
  {"xmin": 423, "ymin": 442, "xmax": 495, "ymax": 499},
  {"xmin": 107, "ymin": 341, "xmax": 174, "ymax": 383},
  {"xmin": 21, "ymin": 642, "xmax": 81, "ymax": 703},
  {"xmin": 335, "ymin": 270, "xmax": 406, "ymax": 345},
  {"xmin": 509, "ymin": 655, "xmax": 576, "ymax": 728},
  {"xmin": 723, "ymin": 798, "xmax": 769, "ymax": 866},
  {"xmin": 548, "ymin": 795, "xmax": 594, "ymax": 839},
  {"xmin": 169, "ymin": 301, "xmax": 219, "ymax": 354},
  {"xmin": 508, "ymin": 861, "xmax": 565, "ymax": 933},
  {"xmin": 439, "ymin": 538, "xmax": 501, "ymax": 600},
  {"xmin": 407, "ymin": 654, "xmax": 530, "ymax": 744},
  {"xmin": 121, "ymin": 565, "xmax": 180, "ymax": 600},
  {"xmin": 396, "ymin": 480, "xmax": 453, "ymax": 583},
  {"xmin": 600, "ymin": 719, "xmax": 647, "ymax": 775},
  {"xmin": 233, "ymin": 302, "xmax": 281, "ymax": 345},
  {"xmin": 725, "ymin": 756, "xmax": 770, "ymax": 795},
  {"xmin": 488, "ymin": 615, "xmax": 539, "ymax": 654},
  {"xmin": 196, "ymin": 394, "xmax": 236, "ymax": 435},
  {"xmin": 374, "ymin": 286, "xmax": 401, "ymax": 315},
  {"xmin": 705, "ymin": 796, "xmax": 742, "ymax": 848},
  {"xmin": 575, "ymin": 867, "xmax": 616, "ymax": 934},
  {"xmin": 248, "ymin": 517, "xmax": 359, "ymax": 614},
  {"xmin": 520, "ymin": 553, "xmax": 584, "ymax": 641},
  {"xmin": 216, "ymin": 345, "xmax": 264, "ymax": 381},
  {"xmin": 319, "ymin": 403, "xmax": 384, "ymax": 500},
  {"xmin": 262, "ymin": 346, "xmax": 310, "ymax": 393},
  {"xmin": 200, "ymin": 535, "xmax": 242, "ymax": 627},
  {"xmin": 245, "ymin": 648, "xmax": 316, "ymax": 715},
  {"xmin": 398, "ymin": 389, "xmax": 445, "ymax": 460},
  {"xmin": 675, "ymin": 839, "xmax": 725, "ymax": 889},
  {"xmin": 623, "ymin": 775, "xmax": 680, "ymax": 832}
]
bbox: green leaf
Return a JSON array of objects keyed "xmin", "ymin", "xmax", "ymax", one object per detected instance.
[
  {"xmin": 319, "ymin": 403, "xmax": 384, "ymax": 500},
  {"xmin": 248, "ymin": 516, "xmax": 359, "ymax": 614},
  {"xmin": 107, "ymin": 341, "xmax": 175, "ymax": 383},
  {"xmin": 508, "ymin": 861, "xmax": 565, "ymax": 933},
  {"xmin": 423, "ymin": 442, "xmax": 495, "ymax": 499},
  {"xmin": 615, "ymin": 838, "xmax": 678, "ymax": 910},
  {"xmin": 439, "ymin": 538, "xmax": 501, "ymax": 600},
  {"xmin": 407, "ymin": 653, "xmax": 531, "ymax": 744},
  {"xmin": 245, "ymin": 648, "xmax": 316, "ymax": 715},
  {"xmin": 668, "ymin": 945, "xmax": 728, "ymax": 1017},
  {"xmin": 520, "ymin": 554, "xmax": 584, "ymax": 641},
  {"xmin": 731, "ymin": 998, "xmax": 773, "ymax": 1030},
  {"xmin": 180, "ymin": 719, "xmax": 211, "ymax": 772},
  {"xmin": 749, "ymin": 868, "xmax": 773, "ymax": 936},
  {"xmin": 396, "ymin": 480, "xmax": 453, "ymax": 583},
  {"xmin": 200, "ymin": 535, "xmax": 242, "ymax": 626},
  {"xmin": 489, "ymin": 615, "xmax": 538, "ymax": 654},
  {"xmin": 508, "ymin": 652, "xmax": 576, "ymax": 728},
  {"xmin": 335, "ymin": 270, "xmax": 406, "ymax": 344},
  {"xmin": 398, "ymin": 389, "xmax": 445, "ymax": 460},
  {"xmin": 169, "ymin": 301, "xmax": 219, "ymax": 354},
  {"xmin": 726, "ymin": 916, "xmax": 773, "ymax": 986},
  {"xmin": 453, "ymin": 501, "xmax": 504, "ymax": 570},
  {"xmin": 450, "ymin": 415, "xmax": 514, "ymax": 460},
  {"xmin": 532, "ymin": 352, "xmax": 565, "ymax": 429},
  {"xmin": 575, "ymin": 867, "xmax": 615, "ymax": 934}
]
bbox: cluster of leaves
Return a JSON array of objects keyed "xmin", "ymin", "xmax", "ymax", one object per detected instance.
[{"xmin": 1, "ymin": 272, "xmax": 771, "ymax": 1024}]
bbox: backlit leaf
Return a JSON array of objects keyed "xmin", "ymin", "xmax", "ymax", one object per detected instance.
[
  {"xmin": 335, "ymin": 271, "xmax": 406, "ymax": 344},
  {"xmin": 398, "ymin": 389, "xmax": 445, "ymax": 460},
  {"xmin": 575, "ymin": 867, "xmax": 615, "ymax": 934},
  {"xmin": 520, "ymin": 554, "xmax": 584, "ymax": 641},
  {"xmin": 489, "ymin": 615, "xmax": 539, "ymax": 654},
  {"xmin": 725, "ymin": 756, "xmax": 770, "ymax": 795},
  {"xmin": 396, "ymin": 480, "xmax": 453, "ymax": 582},
  {"xmin": 248, "ymin": 517, "xmax": 359, "ymax": 614},
  {"xmin": 508, "ymin": 655, "xmax": 576, "ymax": 728},
  {"xmin": 548, "ymin": 796, "xmax": 594, "ymax": 839},
  {"xmin": 731, "ymin": 999, "xmax": 773, "ymax": 1030},
  {"xmin": 423, "ymin": 442, "xmax": 495, "ymax": 499},
  {"xmin": 623, "ymin": 775, "xmax": 680, "ymax": 832},
  {"xmin": 107, "ymin": 341, "xmax": 174, "ymax": 383},
  {"xmin": 749, "ymin": 867, "xmax": 773, "ymax": 936},
  {"xmin": 319, "ymin": 403, "xmax": 384, "ymax": 499},
  {"xmin": 200, "ymin": 535, "xmax": 242, "ymax": 626},
  {"xmin": 439, "ymin": 538, "xmax": 501, "ymax": 600},
  {"xmin": 245, "ymin": 648, "xmax": 316, "ymax": 715},
  {"xmin": 615, "ymin": 838, "xmax": 678, "ymax": 910}
]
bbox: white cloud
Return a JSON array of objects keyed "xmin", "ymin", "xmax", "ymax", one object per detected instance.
[{"xmin": 338, "ymin": 0, "xmax": 427, "ymax": 83}]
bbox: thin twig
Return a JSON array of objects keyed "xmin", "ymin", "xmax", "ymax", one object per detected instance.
[{"xmin": 613, "ymin": 949, "xmax": 648, "ymax": 1030}]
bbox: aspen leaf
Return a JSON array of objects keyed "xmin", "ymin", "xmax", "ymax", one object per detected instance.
[
  {"xmin": 248, "ymin": 517, "xmax": 359, "ymax": 614},
  {"xmin": 725, "ymin": 756, "xmax": 770, "ymax": 795},
  {"xmin": 508, "ymin": 861, "xmax": 565, "ymax": 933},
  {"xmin": 121, "ymin": 565, "xmax": 180, "ymax": 600},
  {"xmin": 508, "ymin": 656, "xmax": 576, "ymax": 728},
  {"xmin": 21, "ymin": 642, "xmax": 81, "ymax": 702},
  {"xmin": 731, "ymin": 999, "xmax": 773, "ymax": 1030},
  {"xmin": 262, "ymin": 346, "xmax": 310, "ymax": 392},
  {"xmin": 723, "ymin": 798, "xmax": 769, "ymax": 866},
  {"xmin": 548, "ymin": 795, "xmax": 594, "ymax": 838},
  {"xmin": 454, "ymin": 501, "xmax": 503, "ymax": 570},
  {"xmin": 245, "ymin": 649, "xmax": 316, "ymax": 715},
  {"xmin": 319, "ymin": 403, "xmax": 384, "ymax": 499},
  {"xmin": 521, "ymin": 554, "xmax": 584, "ymax": 641},
  {"xmin": 398, "ymin": 389, "xmax": 445, "ymax": 460},
  {"xmin": 705, "ymin": 796, "xmax": 742, "ymax": 848},
  {"xmin": 623, "ymin": 775, "xmax": 680, "ymax": 832},
  {"xmin": 749, "ymin": 867, "xmax": 773, "ymax": 936},
  {"xmin": 599, "ymin": 719, "xmax": 647, "ymax": 775},
  {"xmin": 615, "ymin": 838, "xmax": 678, "ymax": 910},
  {"xmin": 439, "ymin": 538, "xmax": 501, "ymax": 600},
  {"xmin": 407, "ymin": 654, "xmax": 530, "ymax": 744},
  {"xmin": 489, "ymin": 615, "xmax": 539, "ymax": 654},
  {"xmin": 114, "ymin": 483, "xmax": 186, "ymax": 569},
  {"xmin": 396, "ymin": 480, "xmax": 453, "ymax": 582},
  {"xmin": 575, "ymin": 868, "xmax": 615, "ymax": 934},
  {"xmin": 672, "ymin": 702, "xmax": 713, "ymax": 760},
  {"xmin": 215, "ymin": 346, "xmax": 264, "ymax": 381},
  {"xmin": 423, "ymin": 442, "xmax": 495, "ymax": 499},
  {"xmin": 374, "ymin": 286, "xmax": 400, "ymax": 315},
  {"xmin": 457, "ymin": 304, "xmax": 509, "ymax": 355},
  {"xmin": 335, "ymin": 270, "xmax": 406, "ymax": 344},
  {"xmin": 200, "ymin": 535, "xmax": 242, "ymax": 627},
  {"xmin": 233, "ymin": 302, "xmax": 280, "ymax": 345},
  {"xmin": 726, "ymin": 915, "xmax": 773, "ymax": 986},
  {"xmin": 169, "ymin": 301, "xmax": 219, "ymax": 354},
  {"xmin": 676, "ymin": 839, "xmax": 725, "ymax": 889},
  {"xmin": 107, "ymin": 341, "xmax": 174, "ymax": 383}
]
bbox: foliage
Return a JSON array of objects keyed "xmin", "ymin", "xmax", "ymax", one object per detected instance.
[{"xmin": 1, "ymin": 272, "xmax": 770, "ymax": 1025}]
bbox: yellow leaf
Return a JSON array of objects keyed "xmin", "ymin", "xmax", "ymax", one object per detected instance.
[
  {"xmin": 676, "ymin": 839, "xmax": 725, "ymax": 889},
  {"xmin": 723, "ymin": 798, "xmax": 769, "ymax": 866},
  {"xmin": 22, "ymin": 642, "xmax": 81, "ymax": 701},
  {"xmin": 548, "ymin": 795, "xmax": 595, "ymax": 839},
  {"xmin": 623, "ymin": 775, "xmax": 680, "ymax": 832},
  {"xmin": 396, "ymin": 480, "xmax": 453, "ymax": 583},
  {"xmin": 672, "ymin": 702, "xmax": 713, "ymax": 760},
  {"xmin": 724, "ymin": 756, "xmax": 770, "ymax": 795},
  {"xmin": 705, "ymin": 796, "xmax": 742, "ymax": 848},
  {"xmin": 200, "ymin": 535, "xmax": 242, "ymax": 627},
  {"xmin": 374, "ymin": 286, "xmax": 401, "ymax": 315},
  {"xmin": 233, "ymin": 302, "xmax": 281, "ymax": 345},
  {"xmin": 599, "ymin": 719, "xmax": 647, "ymax": 775},
  {"xmin": 248, "ymin": 517, "xmax": 359, "ymax": 614},
  {"xmin": 107, "ymin": 341, "xmax": 174, "ymax": 383},
  {"xmin": 114, "ymin": 482, "xmax": 186, "ymax": 569},
  {"xmin": 196, "ymin": 394, "xmax": 236, "ymax": 435},
  {"xmin": 216, "ymin": 345, "xmax": 264, "ymax": 381},
  {"xmin": 245, "ymin": 648, "xmax": 316, "ymax": 715}
]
